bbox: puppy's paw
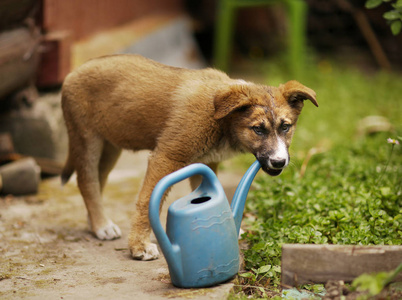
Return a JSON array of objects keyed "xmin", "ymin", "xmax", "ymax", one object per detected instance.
[
  {"xmin": 93, "ymin": 220, "xmax": 122, "ymax": 240},
  {"xmin": 130, "ymin": 242, "xmax": 159, "ymax": 261}
]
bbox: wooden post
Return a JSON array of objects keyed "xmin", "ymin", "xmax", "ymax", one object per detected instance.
[
  {"xmin": 36, "ymin": 31, "xmax": 72, "ymax": 87},
  {"xmin": 281, "ymin": 244, "xmax": 402, "ymax": 286}
]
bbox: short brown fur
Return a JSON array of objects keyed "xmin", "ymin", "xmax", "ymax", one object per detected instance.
[{"xmin": 61, "ymin": 54, "xmax": 317, "ymax": 260}]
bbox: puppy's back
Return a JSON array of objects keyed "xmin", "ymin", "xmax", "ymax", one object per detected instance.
[{"xmin": 61, "ymin": 55, "xmax": 232, "ymax": 151}]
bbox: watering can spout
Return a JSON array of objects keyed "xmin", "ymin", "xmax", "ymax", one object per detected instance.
[{"xmin": 231, "ymin": 160, "xmax": 261, "ymax": 235}]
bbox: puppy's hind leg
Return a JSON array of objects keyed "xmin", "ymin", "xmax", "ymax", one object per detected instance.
[
  {"xmin": 75, "ymin": 136, "xmax": 121, "ymax": 240},
  {"xmin": 98, "ymin": 141, "xmax": 122, "ymax": 192}
]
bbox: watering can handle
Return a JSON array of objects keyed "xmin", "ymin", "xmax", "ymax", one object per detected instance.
[{"xmin": 148, "ymin": 164, "xmax": 219, "ymax": 279}]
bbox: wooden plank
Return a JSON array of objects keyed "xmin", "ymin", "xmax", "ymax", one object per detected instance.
[
  {"xmin": 36, "ymin": 31, "xmax": 72, "ymax": 87},
  {"xmin": 281, "ymin": 244, "xmax": 402, "ymax": 286}
]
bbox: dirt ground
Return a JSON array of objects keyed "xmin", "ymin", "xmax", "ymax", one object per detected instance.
[{"xmin": 0, "ymin": 150, "xmax": 247, "ymax": 299}]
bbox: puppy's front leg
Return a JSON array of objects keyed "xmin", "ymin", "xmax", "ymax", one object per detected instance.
[{"xmin": 129, "ymin": 153, "xmax": 185, "ymax": 260}]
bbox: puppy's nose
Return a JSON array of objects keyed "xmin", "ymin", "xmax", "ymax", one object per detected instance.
[{"xmin": 270, "ymin": 158, "xmax": 286, "ymax": 169}]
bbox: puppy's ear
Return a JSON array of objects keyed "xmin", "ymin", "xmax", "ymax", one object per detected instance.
[
  {"xmin": 213, "ymin": 85, "xmax": 251, "ymax": 119},
  {"xmin": 280, "ymin": 80, "xmax": 318, "ymax": 109}
]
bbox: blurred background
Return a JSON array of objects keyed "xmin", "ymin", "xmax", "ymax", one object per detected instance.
[
  {"xmin": 1, "ymin": 3, "xmax": 400, "ymax": 298},
  {"xmin": 0, "ymin": 0, "xmax": 401, "ymax": 194}
]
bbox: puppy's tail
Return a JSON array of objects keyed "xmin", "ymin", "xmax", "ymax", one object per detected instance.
[{"xmin": 61, "ymin": 154, "xmax": 74, "ymax": 185}]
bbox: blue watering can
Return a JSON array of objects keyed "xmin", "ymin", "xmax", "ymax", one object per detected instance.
[{"xmin": 149, "ymin": 160, "xmax": 261, "ymax": 288}]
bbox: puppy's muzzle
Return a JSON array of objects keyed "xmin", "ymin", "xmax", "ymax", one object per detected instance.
[
  {"xmin": 257, "ymin": 156, "xmax": 289, "ymax": 177},
  {"xmin": 266, "ymin": 158, "xmax": 287, "ymax": 176},
  {"xmin": 269, "ymin": 158, "xmax": 287, "ymax": 169}
]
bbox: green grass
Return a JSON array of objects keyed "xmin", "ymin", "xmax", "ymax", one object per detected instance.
[
  {"xmin": 232, "ymin": 58, "xmax": 402, "ymax": 298},
  {"xmin": 265, "ymin": 59, "xmax": 401, "ymax": 149}
]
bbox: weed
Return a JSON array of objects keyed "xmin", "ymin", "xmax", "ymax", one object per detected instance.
[{"xmin": 351, "ymin": 263, "xmax": 402, "ymax": 297}]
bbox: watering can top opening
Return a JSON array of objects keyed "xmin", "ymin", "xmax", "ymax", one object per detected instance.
[
  {"xmin": 168, "ymin": 186, "xmax": 227, "ymax": 215},
  {"xmin": 190, "ymin": 196, "xmax": 211, "ymax": 204}
]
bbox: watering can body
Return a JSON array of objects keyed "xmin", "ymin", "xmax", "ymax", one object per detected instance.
[{"xmin": 149, "ymin": 161, "xmax": 261, "ymax": 288}]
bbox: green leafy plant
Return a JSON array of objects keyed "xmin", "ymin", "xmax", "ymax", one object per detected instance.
[
  {"xmin": 241, "ymin": 135, "xmax": 401, "ymax": 290},
  {"xmin": 366, "ymin": 0, "xmax": 402, "ymax": 35},
  {"xmin": 352, "ymin": 263, "xmax": 402, "ymax": 296},
  {"xmin": 231, "ymin": 57, "xmax": 402, "ymax": 298}
]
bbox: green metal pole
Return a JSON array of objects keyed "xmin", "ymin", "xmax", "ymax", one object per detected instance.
[
  {"xmin": 214, "ymin": 0, "xmax": 236, "ymax": 72},
  {"xmin": 287, "ymin": 0, "xmax": 307, "ymax": 78}
]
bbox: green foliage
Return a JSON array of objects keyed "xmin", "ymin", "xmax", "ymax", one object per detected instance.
[
  {"xmin": 242, "ymin": 134, "xmax": 401, "ymax": 286},
  {"xmin": 233, "ymin": 58, "xmax": 402, "ymax": 298},
  {"xmin": 365, "ymin": 0, "xmax": 402, "ymax": 35},
  {"xmin": 352, "ymin": 272, "xmax": 391, "ymax": 296},
  {"xmin": 263, "ymin": 61, "xmax": 402, "ymax": 150},
  {"xmin": 352, "ymin": 263, "xmax": 402, "ymax": 296}
]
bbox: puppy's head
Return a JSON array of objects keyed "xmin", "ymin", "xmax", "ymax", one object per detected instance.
[{"xmin": 214, "ymin": 80, "xmax": 318, "ymax": 176}]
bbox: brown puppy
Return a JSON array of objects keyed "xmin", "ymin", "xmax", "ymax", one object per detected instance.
[{"xmin": 61, "ymin": 54, "xmax": 317, "ymax": 260}]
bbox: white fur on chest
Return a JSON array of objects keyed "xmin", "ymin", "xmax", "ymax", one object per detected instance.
[{"xmin": 197, "ymin": 140, "xmax": 240, "ymax": 164}]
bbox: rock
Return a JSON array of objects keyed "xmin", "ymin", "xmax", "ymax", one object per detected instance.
[
  {"xmin": 0, "ymin": 92, "xmax": 67, "ymax": 161},
  {"xmin": 0, "ymin": 157, "xmax": 40, "ymax": 195}
]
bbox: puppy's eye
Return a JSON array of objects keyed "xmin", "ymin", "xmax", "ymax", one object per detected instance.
[
  {"xmin": 281, "ymin": 123, "xmax": 291, "ymax": 133},
  {"xmin": 252, "ymin": 126, "xmax": 265, "ymax": 135}
]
